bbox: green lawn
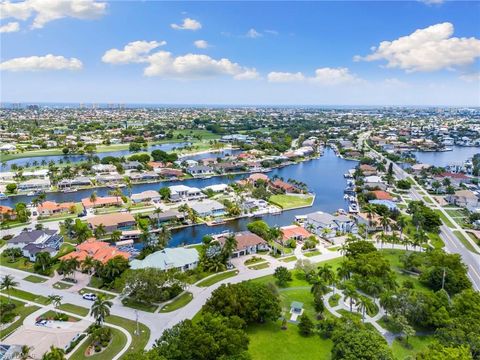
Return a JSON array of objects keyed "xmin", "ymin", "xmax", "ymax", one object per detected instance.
[
  {"xmin": 453, "ymin": 231, "xmax": 480, "ymax": 254},
  {"xmin": 269, "ymin": 194, "xmax": 314, "ymax": 210},
  {"xmin": 446, "ymin": 209, "xmax": 467, "ymax": 218},
  {"xmin": 159, "ymin": 292, "xmax": 193, "ymax": 313},
  {"xmin": 434, "ymin": 210, "xmax": 455, "ymax": 228},
  {"xmin": 58, "ymin": 303, "xmax": 89, "ymax": 317},
  {"xmin": 53, "ymin": 243, "xmax": 76, "ymax": 259},
  {"xmin": 121, "ymin": 298, "xmax": 157, "ymax": 313},
  {"xmin": 196, "ymin": 270, "xmax": 239, "ymax": 287},
  {"xmin": 0, "ymin": 288, "xmax": 51, "ymax": 305},
  {"xmin": 23, "ymin": 275, "xmax": 48, "ymax": 283},
  {"xmin": 105, "ymin": 315, "xmax": 151, "ymax": 359},
  {"xmin": 70, "ymin": 327, "xmax": 127, "ymax": 360},
  {"xmin": 248, "ymin": 262, "xmax": 270, "ymax": 270},
  {"xmin": 391, "ymin": 335, "xmax": 435, "ymax": 360},
  {"xmin": 247, "ymin": 321, "xmax": 333, "ymax": 360},
  {"xmin": 0, "ymin": 298, "xmax": 40, "ymax": 340},
  {"xmin": 280, "ymin": 256, "xmax": 297, "ymax": 262},
  {"xmin": 422, "ymin": 196, "xmax": 433, "ymax": 204},
  {"xmin": 0, "ymin": 255, "xmax": 35, "ymax": 273},
  {"xmin": 303, "ymin": 250, "xmax": 322, "ymax": 257},
  {"xmin": 78, "ymin": 288, "xmax": 116, "ymax": 300},
  {"xmin": 53, "ymin": 281, "xmax": 73, "ymax": 290}
]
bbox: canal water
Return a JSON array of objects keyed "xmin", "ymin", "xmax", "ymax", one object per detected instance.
[
  {"xmin": 413, "ymin": 146, "xmax": 480, "ymax": 167},
  {"xmin": 1, "ymin": 142, "xmax": 191, "ymax": 171},
  {"xmin": 1, "ymin": 148, "xmax": 357, "ymax": 246}
]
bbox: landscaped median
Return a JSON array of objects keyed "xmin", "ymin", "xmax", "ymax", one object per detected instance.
[
  {"xmin": 196, "ymin": 269, "xmax": 239, "ymax": 287},
  {"xmin": 0, "ymin": 297, "xmax": 40, "ymax": 340},
  {"xmin": 159, "ymin": 292, "xmax": 193, "ymax": 313}
]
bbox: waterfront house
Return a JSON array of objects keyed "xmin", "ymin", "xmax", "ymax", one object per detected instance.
[
  {"xmin": 58, "ymin": 176, "xmax": 92, "ymax": 189},
  {"xmin": 81, "ymin": 196, "xmax": 123, "ymax": 209},
  {"xmin": 435, "ymin": 172, "xmax": 471, "ymax": 187},
  {"xmin": 203, "ymin": 184, "xmax": 229, "ymax": 193},
  {"xmin": 359, "ymin": 164, "xmax": 377, "ymax": 176},
  {"xmin": 305, "ymin": 211, "xmax": 357, "ymax": 238},
  {"xmin": 0, "ymin": 205, "xmax": 16, "ymax": 221},
  {"xmin": 37, "ymin": 201, "xmax": 76, "ymax": 216},
  {"xmin": 190, "ymin": 200, "xmax": 226, "ymax": 217},
  {"xmin": 371, "ymin": 190, "xmax": 394, "ymax": 201},
  {"xmin": 87, "ymin": 212, "xmax": 136, "ymax": 233},
  {"xmin": 446, "ymin": 190, "xmax": 480, "ymax": 211},
  {"xmin": 95, "ymin": 173, "xmax": 123, "ymax": 184},
  {"xmin": 248, "ymin": 173, "xmax": 269, "ymax": 183},
  {"xmin": 270, "ymin": 179, "xmax": 299, "ymax": 194},
  {"xmin": 281, "ymin": 225, "xmax": 313, "ymax": 242},
  {"xmin": 169, "ymin": 185, "xmax": 205, "ymax": 202},
  {"xmin": 187, "ymin": 165, "xmax": 214, "ymax": 177},
  {"xmin": 363, "ymin": 176, "xmax": 387, "ymax": 190},
  {"xmin": 18, "ymin": 179, "xmax": 51, "ymax": 192},
  {"xmin": 131, "ymin": 190, "xmax": 161, "ymax": 203},
  {"xmin": 213, "ymin": 162, "xmax": 246, "ymax": 173},
  {"xmin": 92, "ymin": 164, "xmax": 117, "ymax": 173},
  {"xmin": 155, "ymin": 168, "xmax": 184, "ymax": 179},
  {"xmin": 8, "ymin": 229, "xmax": 63, "ymax": 261},
  {"xmin": 122, "ymin": 161, "xmax": 142, "ymax": 170},
  {"xmin": 148, "ymin": 209, "xmax": 184, "ymax": 225},
  {"xmin": 215, "ymin": 231, "xmax": 269, "ymax": 258},
  {"xmin": 61, "ymin": 238, "xmax": 130, "ymax": 264},
  {"xmin": 130, "ymin": 247, "xmax": 199, "ymax": 272}
]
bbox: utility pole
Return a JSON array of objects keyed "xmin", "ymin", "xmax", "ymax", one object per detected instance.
[
  {"xmin": 441, "ymin": 267, "xmax": 446, "ymax": 290},
  {"xmin": 135, "ymin": 310, "xmax": 139, "ymax": 336}
]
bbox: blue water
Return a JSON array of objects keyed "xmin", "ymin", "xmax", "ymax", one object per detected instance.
[
  {"xmin": 413, "ymin": 146, "xmax": 480, "ymax": 167},
  {"xmin": 1, "ymin": 142, "xmax": 191, "ymax": 171},
  {"xmin": 1, "ymin": 148, "xmax": 357, "ymax": 247}
]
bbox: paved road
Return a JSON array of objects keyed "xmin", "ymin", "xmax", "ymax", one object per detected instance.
[{"xmin": 367, "ymin": 143, "xmax": 480, "ymax": 291}]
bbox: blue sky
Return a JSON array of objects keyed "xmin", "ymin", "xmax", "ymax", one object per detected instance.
[{"xmin": 1, "ymin": 0, "xmax": 479, "ymax": 106}]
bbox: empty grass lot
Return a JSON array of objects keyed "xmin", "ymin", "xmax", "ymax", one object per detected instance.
[
  {"xmin": 269, "ymin": 194, "xmax": 314, "ymax": 210},
  {"xmin": 196, "ymin": 270, "xmax": 239, "ymax": 287},
  {"xmin": 159, "ymin": 292, "xmax": 193, "ymax": 313}
]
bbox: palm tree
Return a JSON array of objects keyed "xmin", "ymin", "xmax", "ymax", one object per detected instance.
[
  {"xmin": 94, "ymin": 223, "xmax": 106, "ymax": 239},
  {"xmin": 336, "ymin": 261, "xmax": 350, "ymax": 281},
  {"xmin": 156, "ymin": 225, "xmax": 171, "ymax": 249},
  {"xmin": 221, "ymin": 234, "xmax": 238, "ymax": 262},
  {"xmin": 89, "ymin": 191, "xmax": 97, "ymax": 209},
  {"xmin": 41, "ymin": 345, "xmax": 65, "ymax": 360},
  {"xmin": 380, "ymin": 214, "xmax": 390, "ymax": 236},
  {"xmin": 124, "ymin": 177, "xmax": 132, "ymax": 197},
  {"xmin": 397, "ymin": 216, "xmax": 406, "ymax": 241},
  {"xmin": 111, "ymin": 230, "xmax": 122, "ymax": 243},
  {"xmin": 36, "ymin": 251, "xmax": 51, "ymax": 273},
  {"xmin": 48, "ymin": 294, "xmax": 63, "ymax": 316},
  {"xmin": 413, "ymin": 230, "xmax": 428, "ymax": 251},
  {"xmin": 82, "ymin": 255, "xmax": 95, "ymax": 275},
  {"xmin": 17, "ymin": 345, "xmax": 33, "ymax": 360},
  {"xmin": 343, "ymin": 283, "xmax": 358, "ymax": 312},
  {"xmin": 90, "ymin": 295, "xmax": 113, "ymax": 326},
  {"xmin": 379, "ymin": 290, "xmax": 396, "ymax": 317},
  {"xmin": 363, "ymin": 204, "xmax": 376, "ymax": 230},
  {"xmin": 357, "ymin": 295, "xmax": 375, "ymax": 322},
  {"xmin": 153, "ymin": 207, "xmax": 163, "ymax": 229},
  {"xmin": 0, "ymin": 275, "xmax": 18, "ymax": 303},
  {"xmin": 109, "ymin": 187, "xmax": 123, "ymax": 205},
  {"xmin": 318, "ymin": 264, "xmax": 336, "ymax": 291}
]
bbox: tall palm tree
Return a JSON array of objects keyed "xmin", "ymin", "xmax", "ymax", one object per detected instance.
[
  {"xmin": 41, "ymin": 345, "xmax": 65, "ymax": 360},
  {"xmin": 82, "ymin": 256, "xmax": 95, "ymax": 275},
  {"xmin": 379, "ymin": 290, "xmax": 396, "ymax": 317},
  {"xmin": 36, "ymin": 252, "xmax": 51, "ymax": 273},
  {"xmin": 156, "ymin": 225, "xmax": 171, "ymax": 249},
  {"xmin": 0, "ymin": 275, "xmax": 18, "ymax": 303},
  {"xmin": 318, "ymin": 264, "xmax": 336, "ymax": 290},
  {"xmin": 48, "ymin": 294, "xmax": 63, "ymax": 316},
  {"xmin": 397, "ymin": 216, "xmax": 406, "ymax": 241},
  {"xmin": 111, "ymin": 230, "xmax": 122, "ymax": 243},
  {"xmin": 363, "ymin": 204, "xmax": 376, "ymax": 230},
  {"xmin": 90, "ymin": 295, "xmax": 113, "ymax": 326},
  {"xmin": 124, "ymin": 177, "xmax": 132, "ymax": 197},
  {"xmin": 380, "ymin": 214, "xmax": 390, "ymax": 236},
  {"xmin": 343, "ymin": 283, "xmax": 358, "ymax": 312},
  {"xmin": 109, "ymin": 188, "xmax": 123, "ymax": 205},
  {"xmin": 94, "ymin": 223, "xmax": 106, "ymax": 239},
  {"xmin": 153, "ymin": 207, "xmax": 163, "ymax": 229},
  {"xmin": 89, "ymin": 191, "xmax": 97, "ymax": 209},
  {"xmin": 18, "ymin": 345, "xmax": 33, "ymax": 360},
  {"xmin": 357, "ymin": 295, "xmax": 375, "ymax": 322}
]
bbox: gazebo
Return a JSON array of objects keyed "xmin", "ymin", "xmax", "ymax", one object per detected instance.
[{"xmin": 289, "ymin": 301, "xmax": 304, "ymax": 321}]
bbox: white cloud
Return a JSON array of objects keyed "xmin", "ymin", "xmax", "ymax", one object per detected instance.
[
  {"xmin": 0, "ymin": 54, "xmax": 83, "ymax": 71},
  {"xmin": 170, "ymin": 18, "xmax": 201, "ymax": 31},
  {"xmin": 194, "ymin": 40, "xmax": 209, "ymax": 49},
  {"xmin": 143, "ymin": 52, "xmax": 259, "ymax": 80},
  {"xmin": 267, "ymin": 67, "xmax": 360, "ymax": 85},
  {"xmin": 354, "ymin": 22, "xmax": 480, "ymax": 72},
  {"xmin": 246, "ymin": 28, "xmax": 262, "ymax": 38},
  {"xmin": 459, "ymin": 72, "xmax": 480, "ymax": 82},
  {"xmin": 267, "ymin": 71, "xmax": 305, "ymax": 83},
  {"xmin": 102, "ymin": 40, "xmax": 166, "ymax": 64},
  {"xmin": 0, "ymin": 0, "xmax": 107, "ymax": 29},
  {"xmin": 0, "ymin": 21, "xmax": 19, "ymax": 33}
]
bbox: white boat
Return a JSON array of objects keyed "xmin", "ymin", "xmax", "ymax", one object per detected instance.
[
  {"xmin": 343, "ymin": 194, "xmax": 349, "ymax": 200},
  {"xmin": 27, "ymin": 192, "xmax": 35, "ymax": 196},
  {"xmin": 62, "ymin": 188, "xmax": 78, "ymax": 193},
  {"xmin": 0, "ymin": 193, "xmax": 7, "ymax": 200}
]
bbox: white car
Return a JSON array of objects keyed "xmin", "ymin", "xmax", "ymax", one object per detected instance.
[{"xmin": 82, "ymin": 293, "xmax": 97, "ymax": 301}]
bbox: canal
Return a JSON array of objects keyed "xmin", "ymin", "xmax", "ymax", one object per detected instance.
[{"xmin": 413, "ymin": 146, "xmax": 480, "ymax": 167}]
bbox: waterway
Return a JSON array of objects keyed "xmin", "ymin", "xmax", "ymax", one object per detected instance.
[
  {"xmin": 2, "ymin": 148, "xmax": 357, "ymax": 246},
  {"xmin": 412, "ymin": 146, "xmax": 480, "ymax": 167},
  {"xmin": 1, "ymin": 142, "xmax": 191, "ymax": 171}
]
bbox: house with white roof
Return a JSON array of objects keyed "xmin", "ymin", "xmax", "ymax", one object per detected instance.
[
  {"xmin": 305, "ymin": 211, "xmax": 357, "ymax": 238},
  {"xmin": 130, "ymin": 247, "xmax": 199, "ymax": 272},
  {"xmin": 169, "ymin": 185, "xmax": 205, "ymax": 202}
]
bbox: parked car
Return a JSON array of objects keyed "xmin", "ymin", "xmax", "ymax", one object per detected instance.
[
  {"xmin": 82, "ymin": 293, "xmax": 97, "ymax": 301},
  {"xmin": 35, "ymin": 319, "xmax": 48, "ymax": 326}
]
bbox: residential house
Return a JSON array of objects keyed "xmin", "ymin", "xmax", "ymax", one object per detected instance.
[
  {"xmin": 215, "ymin": 231, "xmax": 269, "ymax": 257},
  {"xmin": 281, "ymin": 225, "xmax": 313, "ymax": 242},
  {"xmin": 18, "ymin": 179, "xmax": 51, "ymax": 192},
  {"xmin": 87, "ymin": 212, "xmax": 136, "ymax": 233},
  {"xmin": 436, "ymin": 172, "xmax": 471, "ymax": 187},
  {"xmin": 305, "ymin": 211, "xmax": 357, "ymax": 238},
  {"xmin": 91, "ymin": 164, "xmax": 116, "ymax": 173},
  {"xmin": 187, "ymin": 165, "xmax": 214, "ymax": 177},
  {"xmin": 129, "ymin": 247, "xmax": 199, "ymax": 272},
  {"xmin": 8, "ymin": 229, "xmax": 63, "ymax": 261},
  {"xmin": 271, "ymin": 179, "xmax": 299, "ymax": 193},
  {"xmin": 131, "ymin": 190, "xmax": 161, "ymax": 203},
  {"xmin": 148, "ymin": 210, "xmax": 184, "ymax": 225},
  {"xmin": 190, "ymin": 200, "xmax": 226, "ymax": 217},
  {"xmin": 81, "ymin": 196, "xmax": 123, "ymax": 209},
  {"xmin": 446, "ymin": 190, "xmax": 480, "ymax": 211},
  {"xmin": 371, "ymin": 190, "xmax": 394, "ymax": 201},
  {"xmin": 37, "ymin": 201, "xmax": 76, "ymax": 216},
  {"xmin": 169, "ymin": 185, "xmax": 205, "ymax": 202},
  {"xmin": 61, "ymin": 238, "xmax": 130, "ymax": 264},
  {"xmin": 58, "ymin": 176, "xmax": 92, "ymax": 189},
  {"xmin": 359, "ymin": 164, "xmax": 377, "ymax": 176},
  {"xmin": 155, "ymin": 168, "xmax": 184, "ymax": 179},
  {"xmin": 202, "ymin": 184, "xmax": 229, "ymax": 193},
  {"xmin": 0, "ymin": 205, "xmax": 15, "ymax": 221},
  {"xmin": 363, "ymin": 176, "xmax": 387, "ymax": 190}
]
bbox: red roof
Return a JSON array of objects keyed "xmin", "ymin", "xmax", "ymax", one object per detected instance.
[
  {"xmin": 372, "ymin": 190, "xmax": 393, "ymax": 201},
  {"xmin": 61, "ymin": 238, "xmax": 130, "ymax": 264},
  {"xmin": 439, "ymin": 172, "xmax": 469, "ymax": 179},
  {"xmin": 281, "ymin": 225, "xmax": 312, "ymax": 241}
]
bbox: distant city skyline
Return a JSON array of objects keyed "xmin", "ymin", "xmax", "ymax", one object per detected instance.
[{"xmin": 1, "ymin": 0, "xmax": 479, "ymax": 106}]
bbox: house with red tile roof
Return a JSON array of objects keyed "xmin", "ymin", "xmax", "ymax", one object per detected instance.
[
  {"xmin": 271, "ymin": 179, "xmax": 299, "ymax": 193},
  {"xmin": 38, "ymin": 201, "xmax": 76, "ymax": 216},
  {"xmin": 81, "ymin": 196, "xmax": 123, "ymax": 209},
  {"xmin": 0, "ymin": 205, "xmax": 16, "ymax": 220},
  {"xmin": 61, "ymin": 238, "xmax": 130, "ymax": 264},
  {"xmin": 280, "ymin": 225, "xmax": 312, "ymax": 241},
  {"xmin": 371, "ymin": 190, "xmax": 394, "ymax": 201}
]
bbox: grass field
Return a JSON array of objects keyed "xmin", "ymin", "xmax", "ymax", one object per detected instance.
[
  {"xmin": 453, "ymin": 231, "xmax": 480, "ymax": 254},
  {"xmin": 105, "ymin": 315, "xmax": 151, "ymax": 359},
  {"xmin": 248, "ymin": 262, "xmax": 270, "ymax": 270},
  {"xmin": 58, "ymin": 303, "xmax": 90, "ymax": 317},
  {"xmin": 247, "ymin": 321, "xmax": 333, "ymax": 360},
  {"xmin": 391, "ymin": 335, "xmax": 435, "ymax": 360},
  {"xmin": 269, "ymin": 195, "xmax": 314, "ymax": 210},
  {"xmin": 159, "ymin": 292, "xmax": 193, "ymax": 313},
  {"xmin": 0, "ymin": 298, "xmax": 40, "ymax": 340},
  {"xmin": 23, "ymin": 275, "xmax": 48, "ymax": 283},
  {"xmin": 0, "ymin": 287, "xmax": 51, "ymax": 305},
  {"xmin": 0, "ymin": 255, "xmax": 35, "ymax": 273},
  {"xmin": 70, "ymin": 326, "xmax": 127, "ymax": 360},
  {"xmin": 197, "ymin": 270, "xmax": 239, "ymax": 287}
]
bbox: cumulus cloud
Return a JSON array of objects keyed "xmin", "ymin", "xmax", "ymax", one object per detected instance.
[
  {"xmin": 102, "ymin": 40, "xmax": 166, "ymax": 64},
  {"xmin": 246, "ymin": 28, "xmax": 262, "ymax": 38},
  {"xmin": 0, "ymin": 0, "xmax": 107, "ymax": 29},
  {"xmin": 354, "ymin": 22, "xmax": 480, "ymax": 72},
  {"xmin": 267, "ymin": 67, "xmax": 360, "ymax": 85},
  {"xmin": 170, "ymin": 18, "xmax": 201, "ymax": 31},
  {"xmin": 0, "ymin": 21, "xmax": 19, "ymax": 33},
  {"xmin": 194, "ymin": 40, "xmax": 209, "ymax": 49},
  {"xmin": 267, "ymin": 71, "xmax": 305, "ymax": 83},
  {"xmin": 143, "ymin": 52, "xmax": 258, "ymax": 80},
  {"xmin": 0, "ymin": 54, "xmax": 83, "ymax": 71}
]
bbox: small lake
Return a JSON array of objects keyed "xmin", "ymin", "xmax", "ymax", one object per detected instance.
[{"xmin": 413, "ymin": 146, "xmax": 480, "ymax": 167}]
